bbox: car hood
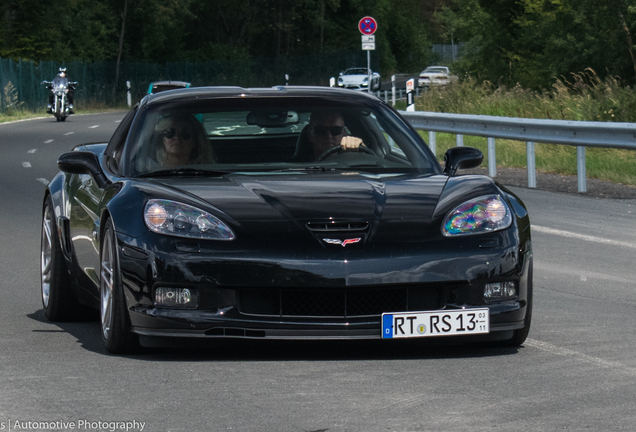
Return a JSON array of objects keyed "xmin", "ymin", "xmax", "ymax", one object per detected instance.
[
  {"xmin": 340, "ymin": 74, "xmax": 371, "ymax": 83},
  {"xmin": 149, "ymin": 172, "xmax": 446, "ymax": 223}
]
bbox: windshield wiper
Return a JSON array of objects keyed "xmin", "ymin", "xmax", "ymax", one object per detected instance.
[
  {"xmin": 138, "ymin": 168, "xmax": 228, "ymax": 178},
  {"xmin": 273, "ymin": 166, "xmax": 338, "ymax": 172}
]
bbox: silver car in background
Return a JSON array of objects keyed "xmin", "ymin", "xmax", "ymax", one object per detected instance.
[
  {"xmin": 337, "ymin": 68, "xmax": 381, "ymax": 91},
  {"xmin": 418, "ymin": 66, "xmax": 457, "ymax": 88}
]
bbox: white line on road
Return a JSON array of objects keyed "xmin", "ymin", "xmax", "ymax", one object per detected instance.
[
  {"xmin": 64, "ymin": 132, "xmax": 74, "ymax": 135},
  {"xmin": 37, "ymin": 178, "xmax": 49, "ymax": 185},
  {"xmin": 44, "ymin": 139, "xmax": 53, "ymax": 143},
  {"xmin": 525, "ymin": 339, "xmax": 636, "ymax": 376},
  {"xmin": 534, "ymin": 261, "xmax": 634, "ymax": 284},
  {"xmin": 28, "ymin": 149, "xmax": 37, "ymax": 154},
  {"xmin": 532, "ymin": 225, "xmax": 636, "ymax": 249},
  {"xmin": 22, "ymin": 162, "xmax": 31, "ymax": 168},
  {"xmin": 89, "ymin": 125, "xmax": 99, "ymax": 129}
]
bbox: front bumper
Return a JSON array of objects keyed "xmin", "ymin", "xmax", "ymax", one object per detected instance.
[{"xmin": 117, "ymin": 227, "xmax": 532, "ymax": 341}]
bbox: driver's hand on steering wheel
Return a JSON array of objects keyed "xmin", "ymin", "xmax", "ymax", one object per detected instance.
[{"xmin": 340, "ymin": 136, "xmax": 365, "ymax": 150}]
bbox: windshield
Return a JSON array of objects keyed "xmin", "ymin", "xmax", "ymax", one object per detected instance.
[
  {"xmin": 343, "ymin": 68, "xmax": 369, "ymax": 75},
  {"xmin": 52, "ymin": 76, "xmax": 68, "ymax": 88},
  {"xmin": 423, "ymin": 67, "xmax": 448, "ymax": 74},
  {"xmin": 127, "ymin": 97, "xmax": 439, "ymax": 177}
]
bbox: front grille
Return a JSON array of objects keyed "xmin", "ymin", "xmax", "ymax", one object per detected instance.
[
  {"xmin": 238, "ymin": 286, "xmax": 445, "ymax": 318},
  {"xmin": 306, "ymin": 221, "xmax": 369, "ymax": 232}
]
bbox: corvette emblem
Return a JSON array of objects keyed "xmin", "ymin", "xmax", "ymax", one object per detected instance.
[{"xmin": 322, "ymin": 238, "xmax": 362, "ymax": 247}]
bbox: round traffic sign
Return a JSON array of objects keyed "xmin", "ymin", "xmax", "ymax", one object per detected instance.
[{"xmin": 358, "ymin": 16, "xmax": 377, "ymax": 35}]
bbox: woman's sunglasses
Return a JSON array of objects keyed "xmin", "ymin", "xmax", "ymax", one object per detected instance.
[
  {"xmin": 163, "ymin": 128, "xmax": 192, "ymax": 140},
  {"xmin": 312, "ymin": 126, "xmax": 344, "ymax": 137}
]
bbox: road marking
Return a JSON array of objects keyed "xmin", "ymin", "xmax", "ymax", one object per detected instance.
[
  {"xmin": 64, "ymin": 132, "xmax": 74, "ymax": 135},
  {"xmin": 28, "ymin": 149, "xmax": 37, "ymax": 153},
  {"xmin": 22, "ymin": 162, "xmax": 31, "ymax": 168},
  {"xmin": 89, "ymin": 125, "xmax": 99, "ymax": 129},
  {"xmin": 532, "ymin": 225, "xmax": 636, "ymax": 249},
  {"xmin": 44, "ymin": 139, "xmax": 54, "ymax": 143},
  {"xmin": 534, "ymin": 261, "xmax": 634, "ymax": 284},
  {"xmin": 525, "ymin": 339, "xmax": 636, "ymax": 376},
  {"xmin": 115, "ymin": 120, "xmax": 121, "ymax": 123},
  {"xmin": 37, "ymin": 178, "xmax": 49, "ymax": 185}
]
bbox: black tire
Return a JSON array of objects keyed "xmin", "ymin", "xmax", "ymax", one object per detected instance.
[
  {"xmin": 501, "ymin": 264, "xmax": 533, "ymax": 346},
  {"xmin": 100, "ymin": 219, "xmax": 139, "ymax": 354},
  {"xmin": 55, "ymin": 99, "xmax": 62, "ymax": 121},
  {"xmin": 41, "ymin": 196, "xmax": 84, "ymax": 321}
]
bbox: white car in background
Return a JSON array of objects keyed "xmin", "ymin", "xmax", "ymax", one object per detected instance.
[
  {"xmin": 418, "ymin": 66, "xmax": 457, "ymax": 88},
  {"xmin": 337, "ymin": 68, "xmax": 381, "ymax": 91}
]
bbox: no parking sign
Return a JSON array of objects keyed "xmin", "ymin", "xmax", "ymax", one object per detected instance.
[{"xmin": 358, "ymin": 16, "xmax": 377, "ymax": 35}]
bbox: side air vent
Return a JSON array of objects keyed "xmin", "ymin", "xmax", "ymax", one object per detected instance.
[{"xmin": 306, "ymin": 221, "xmax": 369, "ymax": 232}]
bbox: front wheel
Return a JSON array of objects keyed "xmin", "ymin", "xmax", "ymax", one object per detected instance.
[
  {"xmin": 501, "ymin": 264, "xmax": 533, "ymax": 346},
  {"xmin": 55, "ymin": 99, "xmax": 62, "ymax": 121},
  {"xmin": 41, "ymin": 197, "xmax": 88, "ymax": 321},
  {"xmin": 100, "ymin": 219, "xmax": 139, "ymax": 354}
]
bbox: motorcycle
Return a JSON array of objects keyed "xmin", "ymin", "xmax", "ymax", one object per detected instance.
[{"xmin": 42, "ymin": 77, "xmax": 77, "ymax": 122}]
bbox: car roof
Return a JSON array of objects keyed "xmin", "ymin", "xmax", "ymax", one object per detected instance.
[{"xmin": 141, "ymin": 85, "xmax": 383, "ymax": 106}]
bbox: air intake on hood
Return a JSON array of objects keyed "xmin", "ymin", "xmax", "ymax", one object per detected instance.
[{"xmin": 306, "ymin": 221, "xmax": 369, "ymax": 232}]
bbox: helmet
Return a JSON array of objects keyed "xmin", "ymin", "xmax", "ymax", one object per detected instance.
[{"xmin": 58, "ymin": 67, "xmax": 66, "ymax": 77}]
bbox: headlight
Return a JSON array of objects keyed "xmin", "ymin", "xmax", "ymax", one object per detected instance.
[
  {"xmin": 338, "ymin": 77, "xmax": 343, "ymax": 83},
  {"xmin": 144, "ymin": 199, "xmax": 235, "ymax": 240},
  {"xmin": 442, "ymin": 195, "xmax": 512, "ymax": 236}
]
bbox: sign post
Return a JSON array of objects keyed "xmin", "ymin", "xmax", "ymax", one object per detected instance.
[{"xmin": 358, "ymin": 17, "xmax": 377, "ymax": 93}]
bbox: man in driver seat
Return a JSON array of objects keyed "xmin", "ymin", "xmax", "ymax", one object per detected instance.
[{"xmin": 307, "ymin": 111, "xmax": 365, "ymax": 160}]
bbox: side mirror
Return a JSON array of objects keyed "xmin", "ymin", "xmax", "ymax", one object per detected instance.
[
  {"xmin": 443, "ymin": 146, "xmax": 483, "ymax": 176},
  {"xmin": 58, "ymin": 151, "xmax": 110, "ymax": 188}
]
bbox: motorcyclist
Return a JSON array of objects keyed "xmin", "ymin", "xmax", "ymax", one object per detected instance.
[{"xmin": 46, "ymin": 68, "xmax": 75, "ymax": 113}]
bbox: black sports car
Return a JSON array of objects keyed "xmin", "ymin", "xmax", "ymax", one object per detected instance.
[{"xmin": 41, "ymin": 86, "xmax": 532, "ymax": 354}]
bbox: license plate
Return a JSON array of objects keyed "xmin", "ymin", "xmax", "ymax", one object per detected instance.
[{"xmin": 382, "ymin": 309, "xmax": 489, "ymax": 339}]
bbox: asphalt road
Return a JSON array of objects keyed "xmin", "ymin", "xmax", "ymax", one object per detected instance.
[{"xmin": 1, "ymin": 112, "xmax": 636, "ymax": 432}]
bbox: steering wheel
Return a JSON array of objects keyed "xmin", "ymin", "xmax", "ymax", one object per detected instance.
[{"xmin": 316, "ymin": 145, "xmax": 376, "ymax": 162}]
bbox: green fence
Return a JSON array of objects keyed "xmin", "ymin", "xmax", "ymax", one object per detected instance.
[{"xmin": 0, "ymin": 51, "xmax": 379, "ymax": 113}]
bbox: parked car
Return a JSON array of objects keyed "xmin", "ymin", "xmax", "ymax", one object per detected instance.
[
  {"xmin": 41, "ymin": 86, "xmax": 532, "ymax": 354},
  {"xmin": 147, "ymin": 80, "xmax": 191, "ymax": 94},
  {"xmin": 337, "ymin": 68, "xmax": 381, "ymax": 91},
  {"xmin": 418, "ymin": 66, "xmax": 457, "ymax": 88}
]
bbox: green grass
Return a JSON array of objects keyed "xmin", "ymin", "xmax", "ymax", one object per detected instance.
[{"xmin": 413, "ymin": 70, "xmax": 636, "ymax": 187}]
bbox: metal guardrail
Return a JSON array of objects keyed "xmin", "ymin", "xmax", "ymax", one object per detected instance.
[{"xmin": 399, "ymin": 111, "xmax": 636, "ymax": 193}]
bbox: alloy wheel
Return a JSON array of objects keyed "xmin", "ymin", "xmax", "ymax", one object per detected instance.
[
  {"xmin": 41, "ymin": 205, "xmax": 53, "ymax": 307},
  {"xmin": 100, "ymin": 232, "xmax": 114, "ymax": 341}
]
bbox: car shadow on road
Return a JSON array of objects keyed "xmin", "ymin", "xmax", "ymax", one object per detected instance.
[{"xmin": 28, "ymin": 309, "xmax": 524, "ymax": 361}]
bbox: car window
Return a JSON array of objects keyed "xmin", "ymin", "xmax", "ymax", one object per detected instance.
[
  {"xmin": 127, "ymin": 99, "xmax": 439, "ymax": 177},
  {"xmin": 424, "ymin": 67, "xmax": 449, "ymax": 73},
  {"xmin": 344, "ymin": 69, "xmax": 368, "ymax": 75}
]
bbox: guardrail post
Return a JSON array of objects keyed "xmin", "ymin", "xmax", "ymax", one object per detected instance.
[
  {"xmin": 384, "ymin": 90, "xmax": 388, "ymax": 103},
  {"xmin": 391, "ymin": 75, "xmax": 396, "ymax": 106},
  {"xmin": 526, "ymin": 142, "xmax": 536, "ymax": 188},
  {"xmin": 456, "ymin": 135, "xmax": 463, "ymax": 146},
  {"xmin": 428, "ymin": 131, "xmax": 437, "ymax": 158},
  {"xmin": 577, "ymin": 146, "xmax": 587, "ymax": 193},
  {"xmin": 488, "ymin": 137, "xmax": 496, "ymax": 177}
]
